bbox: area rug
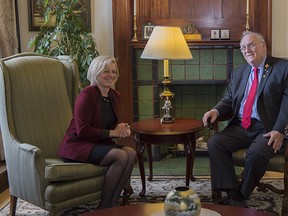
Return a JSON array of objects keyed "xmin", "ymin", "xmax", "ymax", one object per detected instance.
[{"xmin": 0, "ymin": 176, "xmax": 283, "ymax": 216}]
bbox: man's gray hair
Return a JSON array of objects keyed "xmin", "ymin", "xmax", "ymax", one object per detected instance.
[{"xmin": 240, "ymin": 31, "xmax": 266, "ymax": 45}]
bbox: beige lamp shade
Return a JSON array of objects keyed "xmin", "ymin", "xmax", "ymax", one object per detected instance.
[{"xmin": 141, "ymin": 26, "xmax": 193, "ymax": 60}]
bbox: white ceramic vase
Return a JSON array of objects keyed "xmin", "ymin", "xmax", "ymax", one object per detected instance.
[{"xmin": 164, "ymin": 186, "xmax": 201, "ymax": 216}]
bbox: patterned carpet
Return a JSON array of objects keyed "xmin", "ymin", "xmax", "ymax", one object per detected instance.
[{"xmin": 0, "ymin": 176, "xmax": 283, "ymax": 216}]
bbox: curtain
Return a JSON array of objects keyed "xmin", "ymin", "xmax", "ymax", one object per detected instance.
[
  {"xmin": 0, "ymin": 0, "xmax": 19, "ymax": 161},
  {"xmin": 0, "ymin": 0, "xmax": 18, "ymax": 58}
]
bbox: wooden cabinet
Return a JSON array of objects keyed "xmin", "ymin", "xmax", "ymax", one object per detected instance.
[{"xmin": 112, "ymin": 0, "xmax": 272, "ymax": 123}]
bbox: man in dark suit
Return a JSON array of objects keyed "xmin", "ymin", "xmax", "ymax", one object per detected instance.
[{"xmin": 202, "ymin": 31, "xmax": 288, "ymax": 204}]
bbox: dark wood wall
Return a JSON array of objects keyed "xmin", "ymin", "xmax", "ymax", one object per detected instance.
[
  {"xmin": 137, "ymin": 0, "xmax": 245, "ymax": 40},
  {"xmin": 112, "ymin": 0, "xmax": 272, "ymax": 124}
]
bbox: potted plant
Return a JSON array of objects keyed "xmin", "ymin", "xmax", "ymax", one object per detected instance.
[{"xmin": 29, "ymin": 0, "xmax": 99, "ymax": 87}]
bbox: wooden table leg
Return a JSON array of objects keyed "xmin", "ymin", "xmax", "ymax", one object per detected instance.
[
  {"xmin": 136, "ymin": 139, "xmax": 146, "ymax": 197},
  {"xmin": 147, "ymin": 144, "xmax": 153, "ymax": 181},
  {"xmin": 184, "ymin": 133, "xmax": 196, "ymax": 186},
  {"xmin": 190, "ymin": 139, "xmax": 196, "ymax": 182},
  {"xmin": 190, "ymin": 133, "xmax": 198, "ymax": 181}
]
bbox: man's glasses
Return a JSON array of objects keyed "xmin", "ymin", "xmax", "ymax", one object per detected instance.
[{"xmin": 240, "ymin": 42, "xmax": 258, "ymax": 53}]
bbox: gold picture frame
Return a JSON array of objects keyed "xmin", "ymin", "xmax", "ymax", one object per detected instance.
[{"xmin": 28, "ymin": 0, "xmax": 91, "ymax": 31}]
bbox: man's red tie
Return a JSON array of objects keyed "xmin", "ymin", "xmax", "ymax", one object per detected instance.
[{"xmin": 242, "ymin": 67, "xmax": 259, "ymax": 129}]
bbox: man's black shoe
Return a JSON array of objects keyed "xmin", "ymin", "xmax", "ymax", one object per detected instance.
[
  {"xmin": 215, "ymin": 197, "xmax": 248, "ymax": 208},
  {"xmin": 227, "ymin": 189, "xmax": 244, "ymax": 202}
]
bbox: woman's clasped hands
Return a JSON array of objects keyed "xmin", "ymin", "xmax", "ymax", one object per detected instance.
[{"xmin": 111, "ymin": 123, "xmax": 131, "ymax": 138}]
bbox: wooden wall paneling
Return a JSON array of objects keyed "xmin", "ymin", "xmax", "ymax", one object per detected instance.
[
  {"xmin": 265, "ymin": 0, "xmax": 272, "ymax": 54},
  {"xmin": 169, "ymin": 0, "xmax": 223, "ymax": 19},
  {"xmin": 138, "ymin": 0, "xmax": 150, "ymax": 19},
  {"xmin": 248, "ymin": 0, "xmax": 255, "ymax": 31},
  {"xmin": 150, "ymin": 0, "xmax": 169, "ymax": 19},
  {"xmin": 247, "ymin": 0, "xmax": 272, "ymax": 54},
  {"xmin": 255, "ymin": 0, "xmax": 272, "ymax": 54},
  {"xmin": 136, "ymin": 0, "xmax": 248, "ymax": 41},
  {"xmin": 112, "ymin": 0, "xmax": 133, "ymax": 123}
]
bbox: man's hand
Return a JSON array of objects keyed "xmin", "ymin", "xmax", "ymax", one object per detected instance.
[
  {"xmin": 263, "ymin": 130, "xmax": 284, "ymax": 153},
  {"xmin": 202, "ymin": 109, "xmax": 218, "ymax": 128}
]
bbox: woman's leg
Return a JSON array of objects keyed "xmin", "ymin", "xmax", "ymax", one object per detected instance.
[
  {"xmin": 98, "ymin": 147, "xmax": 136, "ymax": 208},
  {"xmin": 110, "ymin": 146, "xmax": 136, "ymax": 205}
]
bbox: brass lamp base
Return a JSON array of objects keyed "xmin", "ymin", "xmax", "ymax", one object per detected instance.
[
  {"xmin": 161, "ymin": 116, "xmax": 175, "ymax": 124},
  {"xmin": 160, "ymin": 77, "xmax": 174, "ymax": 124}
]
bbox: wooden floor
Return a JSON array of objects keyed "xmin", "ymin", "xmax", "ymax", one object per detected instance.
[
  {"xmin": 0, "ymin": 161, "xmax": 9, "ymax": 210},
  {"xmin": 0, "ymin": 188, "xmax": 9, "ymax": 209}
]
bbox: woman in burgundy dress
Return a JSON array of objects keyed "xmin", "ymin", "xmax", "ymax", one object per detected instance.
[{"xmin": 58, "ymin": 55, "xmax": 136, "ymax": 208}]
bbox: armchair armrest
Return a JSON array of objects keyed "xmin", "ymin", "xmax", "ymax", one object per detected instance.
[
  {"xmin": 8, "ymin": 140, "xmax": 46, "ymax": 205},
  {"xmin": 19, "ymin": 143, "xmax": 40, "ymax": 153}
]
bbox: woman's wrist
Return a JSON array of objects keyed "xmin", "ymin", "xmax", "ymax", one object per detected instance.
[{"xmin": 109, "ymin": 130, "xmax": 117, "ymax": 137}]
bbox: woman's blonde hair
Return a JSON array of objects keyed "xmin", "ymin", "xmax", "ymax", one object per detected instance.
[{"xmin": 87, "ymin": 55, "xmax": 119, "ymax": 85}]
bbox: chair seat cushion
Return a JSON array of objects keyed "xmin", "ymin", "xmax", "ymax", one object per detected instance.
[
  {"xmin": 45, "ymin": 159, "xmax": 108, "ymax": 182},
  {"xmin": 232, "ymin": 149, "xmax": 285, "ymax": 172}
]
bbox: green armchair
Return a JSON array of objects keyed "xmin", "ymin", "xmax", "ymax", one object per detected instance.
[{"xmin": 0, "ymin": 53, "xmax": 131, "ymax": 215}]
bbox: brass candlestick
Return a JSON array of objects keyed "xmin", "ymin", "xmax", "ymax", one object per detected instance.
[
  {"xmin": 132, "ymin": 15, "xmax": 138, "ymax": 41},
  {"xmin": 245, "ymin": 13, "xmax": 250, "ymax": 31}
]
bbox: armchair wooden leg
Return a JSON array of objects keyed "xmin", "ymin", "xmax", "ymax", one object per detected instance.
[
  {"xmin": 281, "ymin": 129, "xmax": 288, "ymax": 216},
  {"xmin": 283, "ymin": 149, "xmax": 288, "ymax": 215},
  {"xmin": 283, "ymin": 172, "xmax": 288, "ymax": 215},
  {"xmin": 283, "ymin": 196, "xmax": 288, "ymax": 216},
  {"xmin": 283, "ymin": 176, "xmax": 288, "ymax": 216},
  {"xmin": 9, "ymin": 195, "xmax": 17, "ymax": 216}
]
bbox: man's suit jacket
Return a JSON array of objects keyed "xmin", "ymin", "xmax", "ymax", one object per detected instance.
[
  {"xmin": 58, "ymin": 85, "xmax": 120, "ymax": 162},
  {"xmin": 214, "ymin": 55, "xmax": 288, "ymax": 134}
]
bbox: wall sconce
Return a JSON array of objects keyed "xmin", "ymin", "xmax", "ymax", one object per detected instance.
[{"xmin": 141, "ymin": 26, "xmax": 193, "ymax": 123}]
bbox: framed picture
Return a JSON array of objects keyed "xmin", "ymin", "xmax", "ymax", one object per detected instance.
[
  {"xmin": 142, "ymin": 23, "xmax": 156, "ymax": 40},
  {"xmin": 28, "ymin": 0, "xmax": 91, "ymax": 31},
  {"xmin": 220, "ymin": 29, "xmax": 230, "ymax": 40},
  {"xmin": 210, "ymin": 29, "xmax": 220, "ymax": 40}
]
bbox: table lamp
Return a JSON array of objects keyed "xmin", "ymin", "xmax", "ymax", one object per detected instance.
[{"xmin": 141, "ymin": 26, "xmax": 192, "ymax": 123}]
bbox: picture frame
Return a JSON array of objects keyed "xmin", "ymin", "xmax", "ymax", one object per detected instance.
[
  {"xmin": 210, "ymin": 29, "xmax": 220, "ymax": 40},
  {"xmin": 28, "ymin": 0, "xmax": 91, "ymax": 31},
  {"xmin": 142, "ymin": 23, "xmax": 156, "ymax": 40},
  {"xmin": 220, "ymin": 29, "xmax": 230, "ymax": 40}
]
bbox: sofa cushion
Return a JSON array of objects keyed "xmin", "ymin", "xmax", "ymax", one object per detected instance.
[{"xmin": 45, "ymin": 159, "xmax": 108, "ymax": 182}]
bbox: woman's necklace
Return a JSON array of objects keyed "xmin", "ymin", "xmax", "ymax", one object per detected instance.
[{"xmin": 103, "ymin": 96, "xmax": 110, "ymax": 103}]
